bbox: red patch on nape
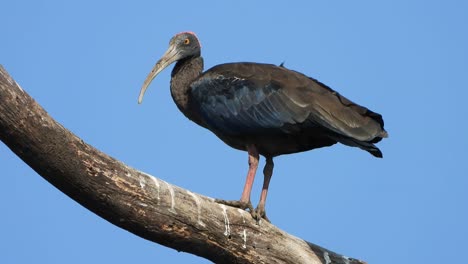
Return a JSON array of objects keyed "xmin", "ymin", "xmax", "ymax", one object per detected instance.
[{"xmin": 175, "ymin": 31, "xmax": 201, "ymax": 47}]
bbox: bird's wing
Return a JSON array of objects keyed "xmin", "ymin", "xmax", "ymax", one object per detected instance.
[
  {"xmin": 191, "ymin": 63, "xmax": 386, "ymax": 141},
  {"xmin": 191, "ymin": 64, "xmax": 312, "ymax": 136}
]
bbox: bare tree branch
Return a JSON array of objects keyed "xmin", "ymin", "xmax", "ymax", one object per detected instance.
[{"xmin": 0, "ymin": 65, "xmax": 366, "ymax": 264}]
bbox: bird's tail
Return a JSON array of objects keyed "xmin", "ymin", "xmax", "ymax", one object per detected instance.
[{"xmin": 330, "ymin": 136, "xmax": 384, "ymax": 158}]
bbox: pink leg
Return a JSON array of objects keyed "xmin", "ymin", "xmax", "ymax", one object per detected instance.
[
  {"xmin": 239, "ymin": 145, "xmax": 259, "ymax": 204},
  {"xmin": 215, "ymin": 145, "xmax": 258, "ymax": 212},
  {"xmin": 254, "ymin": 157, "xmax": 274, "ymax": 221}
]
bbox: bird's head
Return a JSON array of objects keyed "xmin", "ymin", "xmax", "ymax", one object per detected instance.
[{"xmin": 138, "ymin": 32, "xmax": 201, "ymax": 104}]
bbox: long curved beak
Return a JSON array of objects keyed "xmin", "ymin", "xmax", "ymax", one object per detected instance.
[{"xmin": 138, "ymin": 44, "xmax": 181, "ymax": 104}]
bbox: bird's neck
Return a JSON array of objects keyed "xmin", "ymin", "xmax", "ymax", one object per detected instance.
[{"xmin": 170, "ymin": 56, "xmax": 204, "ymax": 124}]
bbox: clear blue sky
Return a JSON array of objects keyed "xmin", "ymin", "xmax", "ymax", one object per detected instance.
[{"xmin": 2, "ymin": 1, "xmax": 467, "ymax": 263}]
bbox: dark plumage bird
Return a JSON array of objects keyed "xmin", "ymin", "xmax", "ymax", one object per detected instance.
[{"xmin": 138, "ymin": 32, "xmax": 388, "ymax": 221}]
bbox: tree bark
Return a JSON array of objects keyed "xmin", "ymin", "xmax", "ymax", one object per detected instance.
[{"xmin": 0, "ymin": 65, "xmax": 366, "ymax": 264}]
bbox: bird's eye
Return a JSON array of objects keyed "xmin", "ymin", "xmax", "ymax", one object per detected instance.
[{"xmin": 184, "ymin": 38, "xmax": 190, "ymax": 45}]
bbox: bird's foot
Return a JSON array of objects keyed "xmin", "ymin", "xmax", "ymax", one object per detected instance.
[
  {"xmin": 215, "ymin": 199, "xmax": 254, "ymax": 212},
  {"xmin": 252, "ymin": 205, "xmax": 270, "ymax": 223},
  {"xmin": 215, "ymin": 199, "xmax": 270, "ymax": 223}
]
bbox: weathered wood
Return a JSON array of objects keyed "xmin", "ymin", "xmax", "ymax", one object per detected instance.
[{"xmin": 0, "ymin": 65, "xmax": 366, "ymax": 264}]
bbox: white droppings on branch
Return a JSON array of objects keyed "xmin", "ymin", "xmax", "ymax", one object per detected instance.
[
  {"xmin": 323, "ymin": 251, "xmax": 331, "ymax": 264},
  {"xmin": 220, "ymin": 204, "xmax": 231, "ymax": 237},
  {"xmin": 139, "ymin": 175, "xmax": 146, "ymax": 188},
  {"xmin": 164, "ymin": 181, "xmax": 177, "ymax": 214},
  {"xmin": 15, "ymin": 81, "xmax": 25, "ymax": 93},
  {"xmin": 342, "ymin": 256, "xmax": 351, "ymax": 264},
  {"xmin": 150, "ymin": 176, "xmax": 161, "ymax": 203},
  {"xmin": 237, "ymin": 209, "xmax": 247, "ymax": 249},
  {"xmin": 242, "ymin": 229, "xmax": 247, "ymax": 248},
  {"xmin": 187, "ymin": 190, "xmax": 206, "ymax": 227}
]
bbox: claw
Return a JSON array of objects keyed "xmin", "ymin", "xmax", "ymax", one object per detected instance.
[
  {"xmin": 252, "ymin": 205, "xmax": 270, "ymax": 223},
  {"xmin": 215, "ymin": 199, "xmax": 253, "ymax": 212}
]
